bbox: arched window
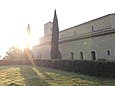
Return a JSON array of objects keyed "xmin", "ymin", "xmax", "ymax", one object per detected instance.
[
  {"xmin": 79, "ymin": 52, "xmax": 83, "ymax": 60},
  {"xmin": 107, "ymin": 50, "xmax": 111, "ymax": 56},
  {"xmin": 91, "ymin": 51, "xmax": 96, "ymax": 60},
  {"xmin": 58, "ymin": 51, "xmax": 62, "ymax": 59},
  {"xmin": 74, "ymin": 31, "xmax": 76, "ymax": 35},
  {"xmin": 92, "ymin": 25, "xmax": 94, "ymax": 31},
  {"xmin": 62, "ymin": 35, "xmax": 63, "ymax": 38},
  {"xmin": 51, "ymin": 27, "xmax": 53, "ymax": 31},
  {"xmin": 71, "ymin": 52, "xmax": 74, "ymax": 59}
]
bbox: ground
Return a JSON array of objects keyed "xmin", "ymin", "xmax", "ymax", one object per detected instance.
[{"xmin": 0, "ymin": 65, "xmax": 115, "ymax": 86}]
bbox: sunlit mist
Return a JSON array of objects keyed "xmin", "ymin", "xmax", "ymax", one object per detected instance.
[{"xmin": 0, "ymin": 0, "xmax": 114, "ymax": 57}]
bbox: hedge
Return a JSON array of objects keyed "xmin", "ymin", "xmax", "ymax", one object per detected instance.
[
  {"xmin": 35, "ymin": 59, "xmax": 115, "ymax": 78},
  {"xmin": 0, "ymin": 60, "xmax": 32, "ymax": 65},
  {"xmin": 1, "ymin": 59, "xmax": 115, "ymax": 78}
]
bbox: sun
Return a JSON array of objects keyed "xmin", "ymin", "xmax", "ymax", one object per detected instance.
[
  {"xmin": 16, "ymin": 40, "xmax": 27, "ymax": 50},
  {"xmin": 0, "ymin": 26, "xmax": 41, "ymax": 58},
  {"xmin": 7, "ymin": 24, "xmax": 40, "ymax": 51},
  {"xmin": 14, "ymin": 31, "xmax": 37, "ymax": 50},
  {"xmin": 12, "ymin": 29, "xmax": 30, "ymax": 50}
]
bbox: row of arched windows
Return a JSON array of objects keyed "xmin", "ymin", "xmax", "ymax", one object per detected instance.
[
  {"xmin": 70, "ymin": 49, "xmax": 111, "ymax": 60},
  {"xmin": 71, "ymin": 51, "xmax": 96, "ymax": 60}
]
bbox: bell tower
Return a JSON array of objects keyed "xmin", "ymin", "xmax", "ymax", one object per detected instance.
[{"xmin": 44, "ymin": 22, "xmax": 53, "ymax": 36}]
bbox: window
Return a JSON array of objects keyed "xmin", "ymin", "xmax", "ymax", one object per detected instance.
[
  {"xmin": 74, "ymin": 31, "xmax": 76, "ymax": 35},
  {"xmin": 71, "ymin": 52, "xmax": 74, "ymax": 59},
  {"xmin": 107, "ymin": 50, "xmax": 111, "ymax": 55},
  {"xmin": 91, "ymin": 51, "xmax": 96, "ymax": 60},
  {"xmin": 91, "ymin": 25, "xmax": 94, "ymax": 31},
  {"xmin": 79, "ymin": 52, "xmax": 83, "ymax": 60},
  {"xmin": 51, "ymin": 27, "xmax": 53, "ymax": 31},
  {"xmin": 62, "ymin": 35, "xmax": 63, "ymax": 38}
]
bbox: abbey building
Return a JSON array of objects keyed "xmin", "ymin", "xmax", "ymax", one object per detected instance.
[{"xmin": 32, "ymin": 13, "xmax": 115, "ymax": 61}]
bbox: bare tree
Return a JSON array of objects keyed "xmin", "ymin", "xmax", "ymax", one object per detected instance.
[{"xmin": 5, "ymin": 46, "xmax": 21, "ymax": 60}]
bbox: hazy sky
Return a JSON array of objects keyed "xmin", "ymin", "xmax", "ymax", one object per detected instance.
[{"xmin": 0, "ymin": 0, "xmax": 115, "ymax": 56}]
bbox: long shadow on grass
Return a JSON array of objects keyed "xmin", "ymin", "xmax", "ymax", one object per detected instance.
[
  {"xmin": 32, "ymin": 66, "xmax": 99, "ymax": 86},
  {"xmin": 32, "ymin": 66, "xmax": 115, "ymax": 86},
  {"xmin": 18, "ymin": 65, "xmax": 115, "ymax": 86},
  {"xmin": 20, "ymin": 66, "xmax": 50, "ymax": 86}
]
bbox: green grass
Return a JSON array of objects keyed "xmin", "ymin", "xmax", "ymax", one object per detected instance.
[{"xmin": 0, "ymin": 65, "xmax": 115, "ymax": 86}]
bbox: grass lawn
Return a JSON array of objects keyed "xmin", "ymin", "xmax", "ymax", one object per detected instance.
[{"xmin": 0, "ymin": 65, "xmax": 115, "ymax": 86}]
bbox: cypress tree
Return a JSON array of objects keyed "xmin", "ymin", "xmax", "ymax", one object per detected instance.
[
  {"xmin": 51, "ymin": 10, "xmax": 59, "ymax": 59},
  {"xmin": 23, "ymin": 24, "xmax": 30, "ymax": 60}
]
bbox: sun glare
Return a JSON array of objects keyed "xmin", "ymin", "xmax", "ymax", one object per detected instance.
[
  {"xmin": 16, "ymin": 39, "xmax": 27, "ymax": 50},
  {"xmin": 11, "ymin": 30, "xmax": 30, "ymax": 50},
  {"xmin": 14, "ymin": 30, "xmax": 38, "ymax": 50},
  {"xmin": 16, "ymin": 34, "xmax": 30, "ymax": 49},
  {"xmin": 0, "ymin": 26, "xmax": 38, "ymax": 58}
]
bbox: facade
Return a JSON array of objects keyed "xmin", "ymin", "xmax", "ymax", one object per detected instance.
[{"xmin": 32, "ymin": 13, "xmax": 115, "ymax": 61}]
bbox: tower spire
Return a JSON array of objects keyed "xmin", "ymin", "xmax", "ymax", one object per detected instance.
[{"xmin": 23, "ymin": 24, "xmax": 31, "ymax": 61}]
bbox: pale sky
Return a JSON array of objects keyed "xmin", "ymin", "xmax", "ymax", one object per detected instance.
[{"xmin": 0, "ymin": 0, "xmax": 115, "ymax": 57}]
